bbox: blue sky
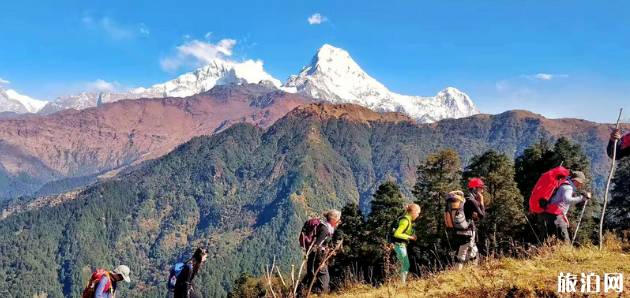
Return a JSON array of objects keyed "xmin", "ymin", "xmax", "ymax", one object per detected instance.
[{"xmin": 0, "ymin": 0, "xmax": 628, "ymax": 123}]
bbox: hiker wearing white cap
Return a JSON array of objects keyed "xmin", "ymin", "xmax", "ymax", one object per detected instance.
[{"xmin": 82, "ymin": 265, "xmax": 130, "ymax": 298}]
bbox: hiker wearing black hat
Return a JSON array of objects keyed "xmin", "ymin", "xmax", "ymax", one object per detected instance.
[
  {"xmin": 540, "ymin": 171, "xmax": 592, "ymax": 243},
  {"xmin": 608, "ymin": 129, "xmax": 630, "ymax": 160}
]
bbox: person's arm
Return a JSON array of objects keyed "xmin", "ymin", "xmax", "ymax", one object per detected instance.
[
  {"xmin": 607, "ymin": 139, "xmax": 620, "ymax": 159},
  {"xmin": 562, "ymin": 185, "xmax": 586, "ymax": 206},
  {"xmin": 94, "ymin": 276, "xmax": 109, "ymax": 298},
  {"xmin": 314, "ymin": 224, "xmax": 329, "ymax": 249},
  {"xmin": 470, "ymin": 197, "xmax": 485, "ymax": 219},
  {"xmin": 183, "ymin": 264, "xmax": 193, "ymax": 298},
  {"xmin": 393, "ymin": 218, "xmax": 411, "ymax": 240}
]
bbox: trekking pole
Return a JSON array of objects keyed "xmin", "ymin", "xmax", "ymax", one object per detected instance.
[
  {"xmin": 571, "ymin": 199, "xmax": 588, "ymax": 246},
  {"xmin": 599, "ymin": 108, "xmax": 624, "ymax": 250}
]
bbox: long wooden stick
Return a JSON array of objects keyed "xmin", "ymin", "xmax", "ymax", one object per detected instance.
[{"xmin": 599, "ymin": 108, "xmax": 624, "ymax": 250}]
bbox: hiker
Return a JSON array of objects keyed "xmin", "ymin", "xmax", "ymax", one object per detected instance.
[
  {"xmin": 455, "ymin": 178, "xmax": 486, "ymax": 270},
  {"xmin": 174, "ymin": 247, "xmax": 208, "ymax": 298},
  {"xmin": 298, "ymin": 209, "xmax": 341, "ymax": 296},
  {"xmin": 540, "ymin": 171, "xmax": 591, "ymax": 243},
  {"xmin": 392, "ymin": 203, "xmax": 421, "ymax": 283},
  {"xmin": 608, "ymin": 128, "xmax": 630, "ymax": 160},
  {"xmin": 82, "ymin": 265, "xmax": 130, "ymax": 298}
]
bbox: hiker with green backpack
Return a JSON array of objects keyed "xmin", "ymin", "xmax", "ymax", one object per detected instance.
[{"xmin": 391, "ymin": 203, "xmax": 421, "ymax": 283}]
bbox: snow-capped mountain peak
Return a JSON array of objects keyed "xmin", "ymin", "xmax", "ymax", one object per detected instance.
[
  {"xmin": 5, "ymin": 89, "xmax": 47, "ymax": 113},
  {"xmin": 282, "ymin": 44, "xmax": 479, "ymax": 123},
  {"xmin": 39, "ymin": 59, "xmax": 282, "ymax": 114}
]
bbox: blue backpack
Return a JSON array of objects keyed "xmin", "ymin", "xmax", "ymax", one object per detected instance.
[{"xmin": 167, "ymin": 262, "xmax": 191, "ymax": 292}]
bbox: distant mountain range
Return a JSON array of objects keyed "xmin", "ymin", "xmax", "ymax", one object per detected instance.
[{"xmin": 0, "ymin": 44, "xmax": 478, "ymax": 123}]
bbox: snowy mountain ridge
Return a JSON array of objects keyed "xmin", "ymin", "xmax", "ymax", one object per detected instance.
[
  {"xmin": 6, "ymin": 44, "xmax": 479, "ymax": 123},
  {"xmin": 282, "ymin": 44, "xmax": 479, "ymax": 122}
]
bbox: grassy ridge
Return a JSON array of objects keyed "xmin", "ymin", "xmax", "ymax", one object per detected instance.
[{"xmin": 324, "ymin": 236, "xmax": 630, "ymax": 298}]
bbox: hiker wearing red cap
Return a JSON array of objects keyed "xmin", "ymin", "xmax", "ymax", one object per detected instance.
[
  {"xmin": 608, "ymin": 129, "xmax": 630, "ymax": 160},
  {"xmin": 455, "ymin": 178, "xmax": 486, "ymax": 270}
]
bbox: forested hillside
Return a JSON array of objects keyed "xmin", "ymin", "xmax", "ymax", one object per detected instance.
[{"xmin": 0, "ymin": 103, "xmax": 623, "ymax": 298}]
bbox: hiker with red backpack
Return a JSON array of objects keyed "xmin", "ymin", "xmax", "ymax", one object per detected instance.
[
  {"xmin": 391, "ymin": 204, "xmax": 421, "ymax": 283},
  {"xmin": 608, "ymin": 128, "xmax": 630, "ymax": 160},
  {"xmin": 454, "ymin": 178, "xmax": 485, "ymax": 270},
  {"xmin": 173, "ymin": 247, "xmax": 208, "ymax": 298},
  {"xmin": 537, "ymin": 171, "xmax": 591, "ymax": 243},
  {"xmin": 82, "ymin": 265, "xmax": 130, "ymax": 298},
  {"xmin": 298, "ymin": 209, "xmax": 341, "ymax": 296}
]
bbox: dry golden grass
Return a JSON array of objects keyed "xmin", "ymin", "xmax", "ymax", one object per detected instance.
[{"xmin": 320, "ymin": 236, "xmax": 630, "ymax": 298}]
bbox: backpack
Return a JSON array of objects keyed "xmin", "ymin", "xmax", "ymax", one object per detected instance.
[
  {"xmin": 167, "ymin": 262, "xmax": 191, "ymax": 292},
  {"xmin": 82, "ymin": 269, "xmax": 113, "ymax": 298},
  {"xmin": 386, "ymin": 215, "xmax": 411, "ymax": 244},
  {"xmin": 443, "ymin": 191, "xmax": 469, "ymax": 231},
  {"xmin": 529, "ymin": 166, "xmax": 571, "ymax": 215},
  {"xmin": 299, "ymin": 218, "xmax": 324, "ymax": 250}
]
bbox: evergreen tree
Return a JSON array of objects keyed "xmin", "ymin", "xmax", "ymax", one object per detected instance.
[
  {"xmin": 330, "ymin": 202, "xmax": 368, "ymax": 285},
  {"xmin": 464, "ymin": 150, "xmax": 525, "ymax": 250},
  {"xmin": 604, "ymin": 159, "xmax": 630, "ymax": 231},
  {"xmin": 411, "ymin": 149, "xmax": 462, "ymax": 267}
]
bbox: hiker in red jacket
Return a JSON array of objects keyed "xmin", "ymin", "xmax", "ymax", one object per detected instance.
[{"xmin": 608, "ymin": 129, "xmax": 630, "ymax": 160}]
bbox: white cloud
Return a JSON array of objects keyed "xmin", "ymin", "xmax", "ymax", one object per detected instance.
[
  {"xmin": 82, "ymin": 15, "xmax": 134, "ymax": 40},
  {"xmin": 308, "ymin": 13, "xmax": 327, "ymax": 25},
  {"xmin": 495, "ymin": 81, "xmax": 508, "ymax": 92},
  {"xmin": 525, "ymin": 73, "xmax": 569, "ymax": 81},
  {"xmin": 139, "ymin": 23, "xmax": 150, "ymax": 35},
  {"xmin": 205, "ymin": 32, "xmax": 212, "ymax": 39},
  {"xmin": 0, "ymin": 78, "xmax": 10, "ymax": 84},
  {"xmin": 85, "ymin": 79, "xmax": 121, "ymax": 92},
  {"xmin": 160, "ymin": 39, "xmax": 237, "ymax": 72},
  {"xmin": 183, "ymin": 34, "xmax": 191, "ymax": 39}
]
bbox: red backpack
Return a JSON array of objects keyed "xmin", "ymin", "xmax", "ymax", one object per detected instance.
[
  {"xmin": 82, "ymin": 269, "xmax": 114, "ymax": 298},
  {"xmin": 529, "ymin": 166, "xmax": 571, "ymax": 215}
]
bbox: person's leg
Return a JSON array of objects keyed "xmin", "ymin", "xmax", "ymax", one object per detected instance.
[
  {"xmin": 317, "ymin": 264, "xmax": 330, "ymax": 293},
  {"xmin": 554, "ymin": 215, "xmax": 570, "ymax": 244},
  {"xmin": 455, "ymin": 233, "xmax": 472, "ymax": 270},
  {"xmin": 468, "ymin": 231, "xmax": 479, "ymax": 265},
  {"xmin": 394, "ymin": 245, "xmax": 409, "ymax": 283}
]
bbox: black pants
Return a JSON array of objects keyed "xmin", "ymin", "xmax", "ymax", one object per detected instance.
[
  {"xmin": 298, "ymin": 252, "xmax": 330, "ymax": 296},
  {"xmin": 540, "ymin": 213, "xmax": 570, "ymax": 243}
]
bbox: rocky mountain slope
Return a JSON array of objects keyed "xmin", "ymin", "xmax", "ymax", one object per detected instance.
[{"xmin": 0, "ymin": 84, "xmax": 310, "ymax": 199}]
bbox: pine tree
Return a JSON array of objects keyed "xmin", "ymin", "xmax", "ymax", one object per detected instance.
[
  {"xmin": 366, "ymin": 181, "xmax": 405, "ymax": 242},
  {"xmin": 604, "ymin": 159, "xmax": 630, "ymax": 231},
  {"xmin": 464, "ymin": 150, "xmax": 525, "ymax": 250},
  {"xmin": 411, "ymin": 149, "xmax": 462, "ymax": 266}
]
